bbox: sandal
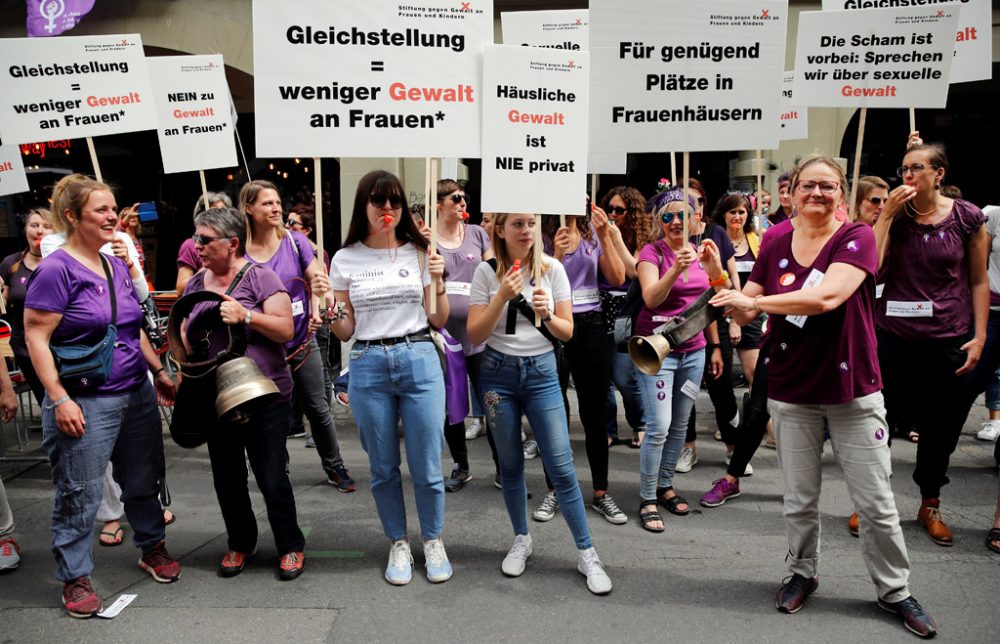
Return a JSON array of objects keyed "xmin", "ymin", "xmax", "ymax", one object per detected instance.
[
  {"xmin": 639, "ymin": 502, "xmax": 664, "ymax": 533},
  {"xmin": 99, "ymin": 524, "xmax": 125, "ymax": 547},
  {"xmin": 163, "ymin": 510, "xmax": 176, "ymax": 526},
  {"xmin": 987, "ymin": 528, "xmax": 1000, "ymax": 554},
  {"xmin": 608, "ymin": 435, "xmax": 622, "ymax": 447},
  {"xmin": 657, "ymin": 489, "xmax": 690, "ymax": 516},
  {"xmin": 629, "ymin": 430, "xmax": 645, "ymax": 449}
]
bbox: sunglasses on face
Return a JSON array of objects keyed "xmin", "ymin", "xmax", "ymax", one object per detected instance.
[
  {"xmin": 444, "ymin": 192, "xmax": 468, "ymax": 204},
  {"xmin": 192, "ymin": 234, "xmax": 229, "ymax": 245},
  {"xmin": 867, "ymin": 197, "xmax": 886, "ymax": 206},
  {"xmin": 369, "ymin": 193, "xmax": 404, "ymax": 209},
  {"xmin": 661, "ymin": 211, "xmax": 686, "ymax": 224},
  {"xmin": 607, "ymin": 206, "xmax": 627, "ymax": 216},
  {"xmin": 285, "ymin": 218, "xmax": 303, "ymax": 228}
]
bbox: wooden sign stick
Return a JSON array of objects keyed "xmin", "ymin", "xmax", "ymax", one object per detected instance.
[
  {"xmin": 849, "ymin": 107, "xmax": 867, "ymax": 222},
  {"xmin": 86, "ymin": 137, "xmax": 103, "ymax": 182},
  {"xmin": 199, "ymin": 169, "xmax": 210, "ymax": 211},
  {"xmin": 429, "ymin": 158, "xmax": 440, "ymax": 314},
  {"xmin": 534, "ymin": 214, "xmax": 543, "ymax": 327},
  {"xmin": 682, "ymin": 151, "xmax": 690, "ymax": 282}
]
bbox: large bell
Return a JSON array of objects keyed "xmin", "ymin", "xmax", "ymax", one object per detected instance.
[
  {"xmin": 215, "ymin": 357, "xmax": 281, "ymax": 422},
  {"xmin": 628, "ymin": 334, "xmax": 672, "ymax": 376}
]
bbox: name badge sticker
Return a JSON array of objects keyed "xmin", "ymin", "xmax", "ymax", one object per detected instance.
[
  {"xmin": 735, "ymin": 260, "xmax": 755, "ymax": 273},
  {"xmin": 885, "ymin": 301, "xmax": 933, "ymax": 318},
  {"xmin": 291, "ymin": 299, "xmax": 305, "ymax": 317},
  {"xmin": 786, "ymin": 268, "xmax": 826, "ymax": 328},
  {"xmin": 875, "ymin": 283, "xmax": 885, "ymax": 299},
  {"xmin": 681, "ymin": 380, "xmax": 700, "ymax": 400},
  {"xmin": 445, "ymin": 281, "xmax": 472, "ymax": 296},
  {"xmin": 572, "ymin": 288, "xmax": 600, "ymax": 306}
]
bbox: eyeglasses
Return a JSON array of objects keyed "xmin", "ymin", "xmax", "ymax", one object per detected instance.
[
  {"xmin": 369, "ymin": 193, "xmax": 404, "ymax": 209},
  {"xmin": 192, "ymin": 234, "xmax": 229, "ymax": 245},
  {"xmin": 896, "ymin": 164, "xmax": 937, "ymax": 177},
  {"xmin": 867, "ymin": 196, "xmax": 886, "ymax": 206},
  {"xmin": 443, "ymin": 192, "xmax": 468, "ymax": 204},
  {"xmin": 661, "ymin": 211, "xmax": 686, "ymax": 224},
  {"xmin": 285, "ymin": 218, "xmax": 303, "ymax": 229},
  {"xmin": 795, "ymin": 181, "xmax": 840, "ymax": 195},
  {"xmin": 607, "ymin": 206, "xmax": 627, "ymax": 216}
]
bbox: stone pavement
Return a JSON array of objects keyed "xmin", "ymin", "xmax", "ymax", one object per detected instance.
[{"xmin": 1, "ymin": 392, "xmax": 998, "ymax": 643}]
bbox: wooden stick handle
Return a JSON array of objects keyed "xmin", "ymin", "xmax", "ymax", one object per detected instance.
[
  {"xmin": 199, "ymin": 169, "xmax": 210, "ymax": 211},
  {"xmin": 86, "ymin": 137, "xmax": 103, "ymax": 183},
  {"xmin": 534, "ymin": 214, "xmax": 543, "ymax": 327},
  {"xmin": 909, "ymin": 108, "xmax": 916, "ymax": 135},
  {"xmin": 682, "ymin": 151, "xmax": 690, "ymax": 283},
  {"xmin": 429, "ymin": 158, "xmax": 439, "ymax": 314},
  {"xmin": 314, "ymin": 157, "xmax": 324, "ymax": 270},
  {"xmin": 849, "ymin": 107, "xmax": 867, "ymax": 222}
]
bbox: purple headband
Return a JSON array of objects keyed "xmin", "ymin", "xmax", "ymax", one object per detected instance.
[{"xmin": 648, "ymin": 187, "xmax": 696, "ymax": 215}]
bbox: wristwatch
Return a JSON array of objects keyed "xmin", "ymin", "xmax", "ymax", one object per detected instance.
[{"xmin": 244, "ymin": 309, "xmax": 253, "ymax": 326}]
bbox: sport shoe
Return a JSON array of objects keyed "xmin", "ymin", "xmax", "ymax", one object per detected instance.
[
  {"xmin": 385, "ymin": 540, "xmax": 413, "ymax": 586},
  {"xmin": 775, "ymin": 574, "xmax": 818, "ymax": 614},
  {"xmin": 327, "ymin": 465, "xmax": 356, "ymax": 493},
  {"xmin": 445, "ymin": 465, "xmax": 472, "ymax": 493},
  {"xmin": 978, "ymin": 421, "xmax": 1000, "ymax": 441},
  {"xmin": 62, "ymin": 576, "xmax": 102, "ymax": 618},
  {"xmin": 713, "ymin": 430, "xmax": 722, "ymax": 441},
  {"xmin": 700, "ymin": 478, "xmax": 741, "ymax": 508},
  {"xmin": 724, "ymin": 453, "xmax": 753, "ymax": 476},
  {"xmin": 279, "ymin": 551, "xmax": 305, "ymax": 580},
  {"xmin": 219, "ymin": 549, "xmax": 255, "ymax": 577},
  {"xmin": 501, "ymin": 534, "xmax": 533, "ymax": 577},
  {"xmin": 423, "ymin": 538, "xmax": 453, "ymax": 583},
  {"xmin": 675, "ymin": 446, "xmax": 697, "ymax": 473},
  {"xmin": 577, "ymin": 547, "xmax": 612, "ymax": 595},
  {"xmin": 305, "ymin": 436, "xmax": 316, "ymax": 448},
  {"xmin": 138, "ymin": 541, "xmax": 181, "ymax": 583},
  {"xmin": 877, "ymin": 595, "xmax": 938, "ymax": 638},
  {"xmin": 917, "ymin": 499, "xmax": 953, "ymax": 546},
  {"xmin": 533, "ymin": 492, "xmax": 559, "ymax": 522},
  {"xmin": 0, "ymin": 537, "xmax": 21, "ymax": 571},
  {"xmin": 287, "ymin": 430, "xmax": 307, "ymax": 439},
  {"xmin": 591, "ymin": 494, "xmax": 628, "ymax": 525},
  {"xmin": 465, "ymin": 417, "xmax": 486, "ymax": 440},
  {"xmin": 493, "ymin": 472, "xmax": 502, "ymax": 490},
  {"xmin": 523, "ymin": 439, "xmax": 539, "ymax": 459},
  {"xmin": 848, "ymin": 512, "xmax": 860, "ymax": 538}
]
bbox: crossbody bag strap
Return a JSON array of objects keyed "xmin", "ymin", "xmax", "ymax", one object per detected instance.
[
  {"xmin": 225, "ymin": 262, "xmax": 253, "ymax": 296},
  {"xmin": 99, "ymin": 254, "xmax": 117, "ymax": 325}
]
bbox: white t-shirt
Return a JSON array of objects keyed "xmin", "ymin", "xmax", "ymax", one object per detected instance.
[
  {"xmin": 41, "ymin": 231, "xmax": 149, "ymax": 301},
  {"xmin": 330, "ymin": 241, "xmax": 431, "ymax": 342},
  {"xmin": 469, "ymin": 256, "xmax": 570, "ymax": 357}
]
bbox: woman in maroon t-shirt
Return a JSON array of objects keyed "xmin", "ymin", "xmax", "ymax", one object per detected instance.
[{"xmin": 710, "ymin": 156, "xmax": 935, "ymax": 637}]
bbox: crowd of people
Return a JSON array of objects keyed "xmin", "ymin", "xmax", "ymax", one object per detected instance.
[{"xmin": 0, "ymin": 133, "xmax": 998, "ymax": 640}]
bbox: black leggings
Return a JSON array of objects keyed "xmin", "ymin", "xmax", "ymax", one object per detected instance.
[
  {"xmin": 687, "ymin": 322, "xmax": 739, "ymax": 444},
  {"xmin": 726, "ymin": 343, "xmax": 771, "ymax": 478},
  {"xmin": 445, "ymin": 352, "xmax": 501, "ymax": 470}
]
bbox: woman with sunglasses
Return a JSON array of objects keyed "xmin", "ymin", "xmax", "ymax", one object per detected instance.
[
  {"xmin": 433, "ymin": 180, "xmax": 495, "ymax": 492},
  {"xmin": 635, "ymin": 188, "xmax": 725, "ymax": 533},
  {"xmin": 854, "ymin": 176, "xmax": 890, "ymax": 227},
  {"xmin": 711, "ymin": 155, "xmax": 935, "ymax": 637},
  {"xmin": 330, "ymin": 170, "xmax": 452, "ymax": 586},
  {"xmin": 240, "ymin": 180, "xmax": 355, "ymax": 493},
  {"xmin": 873, "ymin": 140, "xmax": 988, "ymax": 549},
  {"xmin": 177, "ymin": 192, "xmax": 232, "ymax": 295}
]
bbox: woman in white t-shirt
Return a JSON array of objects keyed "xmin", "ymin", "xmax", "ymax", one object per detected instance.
[
  {"xmin": 329, "ymin": 170, "xmax": 451, "ymax": 588},
  {"xmin": 467, "ymin": 213, "xmax": 612, "ymax": 595}
]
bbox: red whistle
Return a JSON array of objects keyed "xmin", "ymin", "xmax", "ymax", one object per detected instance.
[
  {"xmin": 382, "ymin": 213, "xmax": 393, "ymax": 225},
  {"xmin": 461, "ymin": 211, "xmax": 470, "ymax": 221},
  {"xmin": 513, "ymin": 259, "xmax": 521, "ymax": 270}
]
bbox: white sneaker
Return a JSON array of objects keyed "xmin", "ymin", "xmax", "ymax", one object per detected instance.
[
  {"xmin": 724, "ymin": 453, "xmax": 753, "ymax": 476},
  {"xmin": 523, "ymin": 439, "xmax": 538, "ymax": 459},
  {"xmin": 465, "ymin": 418, "xmax": 486, "ymax": 440},
  {"xmin": 577, "ymin": 547, "xmax": 612, "ymax": 595},
  {"xmin": 977, "ymin": 421, "xmax": 1000, "ymax": 441},
  {"xmin": 675, "ymin": 446, "xmax": 697, "ymax": 473},
  {"xmin": 385, "ymin": 540, "xmax": 413, "ymax": 586},
  {"xmin": 532, "ymin": 492, "xmax": 559, "ymax": 522},
  {"xmin": 423, "ymin": 538, "xmax": 453, "ymax": 583},
  {"xmin": 501, "ymin": 534, "xmax": 533, "ymax": 577}
]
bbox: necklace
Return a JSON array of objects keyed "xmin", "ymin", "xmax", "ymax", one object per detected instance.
[
  {"xmin": 905, "ymin": 199, "xmax": 937, "ymax": 218},
  {"xmin": 438, "ymin": 222, "xmax": 465, "ymax": 246},
  {"xmin": 364, "ymin": 236, "xmax": 399, "ymax": 263}
]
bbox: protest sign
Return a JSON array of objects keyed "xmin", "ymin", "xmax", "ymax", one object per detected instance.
[
  {"xmin": 0, "ymin": 34, "xmax": 157, "ymax": 144},
  {"xmin": 501, "ymin": 10, "xmax": 588, "ymax": 51},
  {"xmin": 589, "ymin": 0, "xmax": 788, "ymax": 153},
  {"xmin": 821, "ymin": 0, "xmax": 991, "ymax": 84},
  {"xmin": 793, "ymin": 6, "xmax": 959, "ymax": 108},
  {"xmin": 253, "ymin": 0, "xmax": 493, "ymax": 158},
  {"xmin": 779, "ymin": 72, "xmax": 808, "ymax": 140},
  {"xmin": 481, "ymin": 45, "xmax": 589, "ymax": 216},
  {"xmin": 0, "ymin": 143, "xmax": 30, "ymax": 197},
  {"xmin": 147, "ymin": 55, "xmax": 237, "ymax": 174}
]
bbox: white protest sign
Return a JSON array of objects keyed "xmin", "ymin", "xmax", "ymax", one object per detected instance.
[
  {"xmin": 481, "ymin": 45, "xmax": 589, "ymax": 215},
  {"xmin": 147, "ymin": 55, "xmax": 236, "ymax": 174},
  {"xmin": 501, "ymin": 10, "xmax": 589, "ymax": 51},
  {"xmin": 793, "ymin": 6, "xmax": 959, "ymax": 108},
  {"xmin": 822, "ymin": 0, "xmax": 991, "ymax": 84},
  {"xmin": 779, "ymin": 72, "xmax": 808, "ymax": 141},
  {"xmin": 253, "ymin": 0, "xmax": 492, "ymax": 158},
  {"xmin": 0, "ymin": 143, "xmax": 30, "ymax": 197},
  {"xmin": 590, "ymin": 0, "xmax": 788, "ymax": 154},
  {"xmin": 0, "ymin": 34, "xmax": 157, "ymax": 144}
]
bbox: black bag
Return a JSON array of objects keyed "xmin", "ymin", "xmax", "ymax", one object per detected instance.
[
  {"xmin": 603, "ymin": 242, "xmax": 664, "ymax": 352},
  {"xmin": 50, "ymin": 255, "xmax": 117, "ymax": 393}
]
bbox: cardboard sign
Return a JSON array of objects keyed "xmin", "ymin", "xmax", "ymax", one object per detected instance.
[
  {"xmin": 481, "ymin": 45, "xmax": 589, "ymax": 215},
  {"xmin": 821, "ymin": 0, "xmax": 991, "ymax": 84},
  {"xmin": 0, "ymin": 34, "xmax": 157, "ymax": 144},
  {"xmin": 793, "ymin": 6, "xmax": 959, "ymax": 108},
  {"xmin": 253, "ymin": 0, "xmax": 493, "ymax": 158},
  {"xmin": 501, "ymin": 10, "xmax": 589, "ymax": 51},
  {"xmin": 779, "ymin": 72, "xmax": 808, "ymax": 140},
  {"xmin": 0, "ymin": 143, "xmax": 30, "ymax": 197},
  {"xmin": 147, "ymin": 55, "xmax": 237, "ymax": 174},
  {"xmin": 589, "ymin": 0, "xmax": 788, "ymax": 153}
]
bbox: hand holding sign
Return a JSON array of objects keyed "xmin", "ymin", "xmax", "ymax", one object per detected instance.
[{"xmin": 530, "ymin": 288, "xmax": 550, "ymax": 321}]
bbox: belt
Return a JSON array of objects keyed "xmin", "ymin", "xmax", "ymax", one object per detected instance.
[{"xmin": 357, "ymin": 330, "xmax": 432, "ymax": 347}]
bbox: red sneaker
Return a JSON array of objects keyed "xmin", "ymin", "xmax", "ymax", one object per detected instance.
[
  {"xmin": 138, "ymin": 541, "xmax": 181, "ymax": 583},
  {"xmin": 219, "ymin": 549, "xmax": 255, "ymax": 578},
  {"xmin": 62, "ymin": 577, "xmax": 102, "ymax": 618},
  {"xmin": 278, "ymin": 551, "xmax": 305, "ymax": 581}
]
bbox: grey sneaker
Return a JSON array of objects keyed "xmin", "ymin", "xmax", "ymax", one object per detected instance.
[
  {"xmin": 675, "ymin": 446, "xmax": 697, "ymax": 473},
  {"xmin": 522, "ymin": 439, "xmax": 539, "ymax": 459},
  {"xmin": 591, "ymin": 494, "xmax": 628, "ymax": 525},
  {"xmin": 501, "ymin": 534, "xmax": 533, "ymax": 577},
  {"xmin": 444, "ymin": 465, "xmax": 472, "ymax": 493},
  {"xmin": 532, "ymin": 492, "xmax": 559, "ymax": 522},
  {"xmin": 0, "ymin": 537, "xmax": 21, "ymax": 571},
  {"xmin": 577, "ymin": 547, "xmax": 612, "ymax": 595}
]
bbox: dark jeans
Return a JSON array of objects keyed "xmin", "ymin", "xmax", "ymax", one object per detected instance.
[
  {"xmin": 14, "ymin": 348, "xmax": 45, "ymax": 405},
  {"xmin": 962, "ymin": 309, "xmax": 1000, "ymax": 404},
  {"xmin": 687, "ymin": 322, "xmax": 739, "ymax": 444},
  {"xmin": 206, "ymin": 401, "xmax": 305, "ymax": 555},
  {"xmin": 878, "ymin": 328, "xmax": 973, "ymax": 500},
  {"xmin": 726, "ymin": 344, "xmax": 771, "ymax": 478},
  {"xmin": 289, "ymin": 337, "xmax": 344, "ymax": 473}
]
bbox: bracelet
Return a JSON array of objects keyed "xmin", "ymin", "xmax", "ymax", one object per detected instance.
[
  {"xmin": 151, "ymin": 367, "xmax": 165, "ymax": 378},
  {"xmin": 244, "ymin": 309, "xmax": 253, "ymax": 326},
  {"xmin": 753, "ymin": 295, "xmax": 763, "ymax": 312},
  {"xmin": 707, "ymin": 343, "xmax": 722, "ymax": 350},
  {"xmin": 45, "ymin": 395, "xmax": 71, "ymax": 410},
  {"xmin": 708, "ymin": 271, "xmax": 729, "ymax": 287}
]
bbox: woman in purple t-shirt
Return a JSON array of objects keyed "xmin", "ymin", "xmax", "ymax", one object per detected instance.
[
  {"xmin": 176, "ymin": 192, "xmax": 231, "ymax": 295},
  {"xmin": 711, "ymin": 156, "xmax": 934, "ymax": 636},
  {"xmin": 24, "ymin": 174, "xmax": 179, "ymax": 618}
]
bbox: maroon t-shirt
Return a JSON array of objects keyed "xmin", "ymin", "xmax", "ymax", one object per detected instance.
[
  {"xmin": 748, "ymin": 222, "xmax": 881, "ymax": 405},
  {"xmin": 877, "ymin": 199, "xmax": 985, "ymax": 341}
]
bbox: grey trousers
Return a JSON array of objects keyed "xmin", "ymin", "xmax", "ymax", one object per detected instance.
[
  {"xmin": 0, "ymin": 476, "xmax": 13, "ymax": 539},
  {"xmin": 770, "ymin": 392, "xmax": 911, "ymax": 603}
]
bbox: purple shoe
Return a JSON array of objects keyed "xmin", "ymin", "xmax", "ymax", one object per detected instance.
[{"xmin": 700, "ymin": 478, "xmax": 741, "ymax": 508}]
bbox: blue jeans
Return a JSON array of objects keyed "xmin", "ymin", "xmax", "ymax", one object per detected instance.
[
  {"xmin": 349, "ymin": 339, "xmax": 446, "ymax": 541},
  {"xmin": 478, "ymin": 348, "xmax": 592, "ymax": 549},
  {"xmin": 637, "ymin": 350, "xmax": 706, "ymax": 500},
  {"xmin": 42, "ymin": 382, "xmax": 165, "ymax": 582},
  {"xmin": 605, "ymin": 339, "xmax": 647, "ymax": 437}
]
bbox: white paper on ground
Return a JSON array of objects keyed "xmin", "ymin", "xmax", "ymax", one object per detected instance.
[{"xmin": 96, "ymin": 593, "xmax": 137, "ymax": 619}]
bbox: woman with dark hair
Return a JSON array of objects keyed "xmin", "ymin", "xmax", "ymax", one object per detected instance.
[
  {"xmin": 854, "ymin": 176, "xmax": 890, "ymax": 227},
  {"xmin": 329, "ymin": 170, "xmax": 451, "ymax": 586},
  {"xmin": 765, "ymin": 172, "xmax": 793, "ymax": 228}
]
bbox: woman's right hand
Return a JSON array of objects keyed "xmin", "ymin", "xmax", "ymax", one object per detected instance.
[
  {"xmin": 110, "ymin": 237, "xmax": 129, "ymax": 262},
  {"xmin": 498, "ymin": 264, "xmax": 524, "ymax": 301},
  {"xmin": 55, "ymin": 399, "xmax": 86, "ymax": 437},
  {"xmin": 881, "ymin": 184, "xmax": 917, "ymax": 223},
  {"xmin": 219, "ymin": 294, "xmax": 247, "ymax": 325},
  {"xmin": 671, "ymin": 246, "xmax": 696, "ymax": 274},
  {"xmin": 552, "ymin": 227, "xmax": 571, "ymax": 260},
  {"xmin": 907, "ymin": 130, "xmax": 923, "ymax": 149}
]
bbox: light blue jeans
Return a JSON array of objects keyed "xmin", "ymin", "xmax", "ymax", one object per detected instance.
[
  {"xmin": 605, "ymin": 338, "xmax": 648, "ymax": 437},
  {"xmin": 349, "ymin": 339, "xmax": 446, "ymax": 541},
  {"xmin": 637, "ymin": 350, "xmax": 706, "ymax": 501},
  {"xmin": 478, "ymin": 348, "xmax": 592, "ymax": 549}
]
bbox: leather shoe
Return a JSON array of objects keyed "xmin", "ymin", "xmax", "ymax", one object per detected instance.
[
  {"xmin": 878, "ymin": 595, "xmax": 938, "ymax": 638},
  {"xmin": 775, "ymin": 574, "xmax": 818, "ymax": 614},
  {"xmin": 848, "ymin": 512, "xmax": 860, "ymax": 538},
  {"xmin": 917, "ymin": 499, "xmax": 953, "ymax": 547}
]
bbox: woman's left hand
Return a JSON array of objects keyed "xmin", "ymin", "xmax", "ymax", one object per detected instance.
[
  {"xmin": 307, "ymin": 313, "xmax": 323, "ymax": 333},
  {"xmin": 591, "ymin": 206, "xmax": 611, "ymax": 237},
  {"xmin": 531, "ymin": 288, "xmax": 550, "ymax": 319},
  {"xmin": 708, "ymin": 346, "xmax": 724, "ymax": 379},
  {"xmin": 710, "ymin": 289, "xmax": 756, "ymax": 313},
  {"xmin": 154, "ymin": 371, "xmax": 176, "ymax": 405},
  {"xmin": 955, "ymin": 337, "xmax": 984, "ymax": 376},
  {"xmin": 698, "ymin": 239, "xmax": 724, "ymax": 277},
  {"xmin": 729, "ymin": 320, "xmax": 742, "ymax": 345},
  {"xmin": 219, "ymin": 294, "xmax": 247, "ymax": 325},
  {"xmin": 0, "ymin": 386, "xmax": 17, "ymax": 423},
  {"xmin": 310, "ymin": 272, "xmax": 330, "ymax": 298},
  {"xmin": 427, "ymin": 251, "xmax": 445, "ymax": 280}
]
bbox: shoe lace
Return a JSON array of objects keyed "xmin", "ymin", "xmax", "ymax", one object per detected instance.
[
  {"xmin": 597, "ymin": 494, "xmax": 622, "ymax": 516},
  {"xmin": 389, "ymin": 541, "xmax": 412, "ymax": 569},
  {"xmin": 781, "ymin": 574, "xmax": 812, "ymax": 596},
  {"xmin": 143, "ymin": 543, "xmax": 172, "ymax": 567},
  {"xmin": 539, "ymin": 493, "xmax": 558, "ymax": 513},
  {"xmin": 895, "ymin": 597, "xmax": 927, "ymax": 618},
  {"xmin": 508, "ymin": 537, "xmax": 531, "ymax": 560},
  {"xmin": 65, "ymin": 578, "xmax": 94, "ymax": 602},
  {"xmin": 924, "ymin": 506, "xmax": 942, "ymax": 522},
  {"xmin": 281, "ymin": 552, "xmax": 302, "ymax": 569},
  {"xmin": 424, "ymin": 539, "xmax": 447, "ymax": 566},
  {"xmin": 335, "ymin": 466, "xmax": 353, "ymax": 481},
  {"xmin": 0, "ymin": 538, "xmax": 18, "ymax": 556},
  {"xmin": 579, "ymin": 550, "xmax": 605, "ymax": 575},
  {"xmin": 222, "ymin": 551, "xmax": 242, "ymax": 567}
]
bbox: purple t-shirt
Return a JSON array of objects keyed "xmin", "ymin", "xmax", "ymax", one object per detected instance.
[
  {"xmin": 563, "ymin": 235, "xmax": 604, "ymax": 314},
  {"xmin": 877, "ymin": 199, "xmax": 985, "ymax": 341},
  {"xmin": 176, "ymin": 238, "xmax": 202, "ymax": 271},
  {"xmin": 246, "ymin": 231, "xmax": 316, "ymax": 350},
  {"xmin": 183, "ymin": 265, "xmax": 293, "ymax": 402},
  {"xmin": 25, "ymin": 249, "xmax": 146, "ymax": 395},
  {"xmin": 439, "ymin": 224, "xmax": 490, "ymax": 354},
  {"xmin": 634, "ymin": 240, "xmax": 710, "ymax": 354},
  {"xmin": 748, "ymin": 222, "xmax": 881, "ymax": 405}
]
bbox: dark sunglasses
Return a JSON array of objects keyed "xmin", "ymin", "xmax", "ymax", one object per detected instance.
[
  {"xmin": 192, "ymin": 234, "xmax": 229, "ymax": 245},
  {"xmin": 607, "ymin": 206, "xmax": 627, "ymax": 216},
  {"xmin": 369, "ymin": 193, "xmax": 404, "ymax": 209},
  {"xmin": 661, "ymin": 211, "xmax": 686, "ymax": 224},
  {"xmin": 285, "ymin": 218, "xmax": 303, "ymax": 228},
  {"xmin": 867, "ymin": 196, "xmax": 886, "ymax": 206},
  {"xmin": 444, "ymin": 192, "xmax": 468, "ymax": 204}
]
